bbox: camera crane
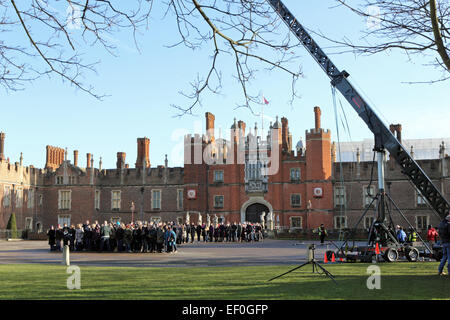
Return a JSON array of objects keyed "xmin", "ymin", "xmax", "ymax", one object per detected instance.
[{"xmin": 266, "ymin": 0, "xmax": 450, "ymax": 261}]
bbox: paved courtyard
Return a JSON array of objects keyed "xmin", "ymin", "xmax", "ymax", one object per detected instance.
[{"xmin": 0, "ymin": 239, "xmax": 349, "ymax": 268}]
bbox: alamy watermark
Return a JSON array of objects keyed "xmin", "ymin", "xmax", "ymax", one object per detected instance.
[
  {"xmin": 67, "ymin": 265, "xmax": 81, "ymax": 290},
  {"xmin": 366, "ymin": 5, "xmax": 381, "ymax": 31},
  {"xmin": 66, "ymin": 4, "xmax": 82, "ymax": 30},
  {"xmin": 180, "ymin": 126, "xmax": 281, "ymax": 176},
  {"xmin": 366, "ymin": 265, "xmax": 381, "ymax": 290}
]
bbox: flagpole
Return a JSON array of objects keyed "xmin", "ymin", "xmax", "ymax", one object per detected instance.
[
  {"xmin": 261, "ymin": 101, "xmax": 264, "ymax": 134},
  {"xmin": 262, "ymin": 95, "xmax": 269, "ymax": 136}
]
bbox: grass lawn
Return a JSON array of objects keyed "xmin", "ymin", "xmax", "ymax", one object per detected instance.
[{"xmin": 0, "ymin": 262, "xmax": 448, "ymax": 300}]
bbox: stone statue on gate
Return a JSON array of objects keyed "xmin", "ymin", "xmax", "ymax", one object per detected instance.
[
  {"xmin": 267, "ymin": 211, "xmax": 274, "ymax": 231},
  {"xmin": 213, "ymin": 214, "xmax": 218, "ymax": 226},
  {"xmin": 260, "ymin": 211, "xmax": 266, "ymax": 229},
  {"xmin": 186, "ymin": 212, "xmax": 190, "ymax": 225},
  {"xmin": 206, "ymin": 214, "xmax": 211, "ymax": 228},
  {"xmin": 198, "ymin": 213, "xmax": 202, "ymax": 225}
]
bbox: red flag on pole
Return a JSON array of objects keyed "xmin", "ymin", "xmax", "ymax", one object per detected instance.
[{"xmin": 263, "ymin": 96, "xmax": 269, "ymax": 105}]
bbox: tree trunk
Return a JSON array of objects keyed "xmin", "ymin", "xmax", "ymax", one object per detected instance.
[{"xmin": 430, "ymin": 0, "xmax": 450, "ymax": 71}]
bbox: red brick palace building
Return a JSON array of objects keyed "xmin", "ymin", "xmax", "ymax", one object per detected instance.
[
  {"xmin": 0, "ymin": 107, "xmax": 448, "ymax": 235},
  {"xmin": 183, "ymin": 107, "xmax": 334, "ymax": 230}
]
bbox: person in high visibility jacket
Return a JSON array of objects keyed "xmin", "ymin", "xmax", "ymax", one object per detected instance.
[
  {"xmin": 317, "ymin": 224, "xmax": 327, "ymax": 245},
  {"xmin": 407, "ymin": 227, "xmax": 418, "ymax": 243}
]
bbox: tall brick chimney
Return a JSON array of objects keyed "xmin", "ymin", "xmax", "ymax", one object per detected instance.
[
  {"xmin": 314, "ymin": 106, "xmax": 321, "ymax": 131},
  {"xmin": 205, "ymin": 112, "xmax": 215, "ymax": 142},
  {"xmin": 272, "ymin": 116, "xmax": 282, "ymax": 145},
  {"xmin": 86, "ymin": 153, "xmax": 92, "ymax": 168},
  {"xmin": 281, "ymin": 117, "xmax": 289, "ymax": 152},
  {"xmin": 73, "ymin": 150, "xmax": 78, "ymax": 166},
  {"xmin": 45, "ymin": 145, "xmax": 65, "ymax": 170},
  {"xmin": 305, "ymin": 107, "xmax": 331, "ymax": 181},
  {"xmin": 135, "ymin": 137, "xmax": 150, "ymax": 169},
  {"xmin": 389, "ymin": 124, "xmax": 402, "ymax": 143},
  {"xmin": 0, "ymin": 132, "xmax": 5, "ymax": 161},
  {"xmin": 117, "ymin": 152, "xmax": 126, "ymax": 169}
]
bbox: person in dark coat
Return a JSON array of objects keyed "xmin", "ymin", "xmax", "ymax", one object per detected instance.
[
  {"xmin": 83, "ymin": 222, "xmax": 92, "ymax": 251},
  {"xmin": 438, "ymin": 214, "xmax": 450, "ymax": 276},
  {"xmin": 208, "ymin": 224, "xmax": 214, "ymax": 242},
  {"xmin": 185, "ymin": 223, "xmax": 190, "ymax": 243},
  {"xmin": 231, "ymin": 222, "xmax": 238, "ymax": 242},
  {"xmin": 116, "ymin": 223, "xmax": 124, "ymax": 252},
  {"xmin": 255, "ymin": 223, "xmax": 263, "ymax": 241},
  {"xmin": 201, "ymin": 223, "xmax": 207, "ymax": 242},
  {"xmin": 214, "ymin": 224, "xmax": 219, "ymax": 242},
  {"xmin": 149, "ymin": 223, "xmax": 157, "ymax": 253},
  {"xmin": 109, "ymin": 223, "xmax": 117, "ymax": 252},
  {"xmin": 219, "ymin": 223, "xmax": 225, "ymax": 242},
  {"xmin": 226, "ymin": 223, "xmax": 231, "ymax": 242},
  {"xmin": 55, "ymin": 224, "xmax": 63, "ymax": 251},
  {"xmin": 123, "ymin": 224, "xmax": 133, "ymax": 253},
  {"xmin": 236, "ymin": 223, "xmax": 242, "ymax": 243},
  {"xmin": 62, "ymin": 223, "xmax": 71, "ymax": 247},
  {"xmin": 177, "ymin": 225, "xmax": 183, "ymax": 245},
  {"xmin": 91, "ymin": 223, "xmax": 101, "ymax": 251},
  {"xmin": 246, "ymin": 223, "xmax": 252, "ymax": 242},
  {"xmin": 156, "ymin": 224, "xmax": 165, "ymax": 253},
  {"xmin": 69, "ymin": 225, "xmax": 76, "ymax": 251},
  {"xmin": 190, "ymin": 223, "xmax": 196, "ymax": 243},
  {"xmin": 143, "ymin": 223, "xmax": 151, "ymax": 252},
  {"xmin": 47, "ymin": 225, "xmax": 56, "ymax": 251},
  {"xmin": 133, "ymin": 223, "xmax": 144, "ymax": 253}
]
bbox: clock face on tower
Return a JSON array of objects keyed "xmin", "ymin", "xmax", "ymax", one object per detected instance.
[
  {"xmin": 313, "ymin": 187, "xmax": 323, "ymax": 198},
  {"xmin": 187, "ymin": 189, "xmax": 197, "ymax": 199}
]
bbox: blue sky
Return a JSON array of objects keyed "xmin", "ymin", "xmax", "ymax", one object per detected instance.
[{"xmin": 1, "ymin": 0, "xmax": 449, "ymax": 169}]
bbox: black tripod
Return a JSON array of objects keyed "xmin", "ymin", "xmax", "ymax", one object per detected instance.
[{"xmin": 268, "ymin": 244, "xmax": 337, "ymax": 284}]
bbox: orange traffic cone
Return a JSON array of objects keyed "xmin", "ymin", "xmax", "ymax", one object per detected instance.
[
  {"xmin": 375, "ymin": 243, "xmax": 380, "ymax": 255},
  {"xmin": 331, "ymin": 252, "xmax": 336, "ymax": 263},
  {"xmin": 324, "ymin": 252, "xmax": 328, "ymax": 263},
  {"xmin": 339, "ymin": 256, "xmax": 344, "ymax": 262}
]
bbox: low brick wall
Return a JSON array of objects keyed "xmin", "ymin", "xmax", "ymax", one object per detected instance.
[
  {"xmin": 25, "ymin": 231, "xmax": 47, "ymax": 240},
  {"xmin": 0, "ymin": 229, "xmax": 25, "ymax": 239},
  {"xmin": 271, "ymin": 229, "xmax": 370, "ymax": 241}
]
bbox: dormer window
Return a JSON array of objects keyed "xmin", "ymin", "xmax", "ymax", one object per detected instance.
[{"xmin": 56, "ymin": 176, "xmax": 64, "ymax": 185}]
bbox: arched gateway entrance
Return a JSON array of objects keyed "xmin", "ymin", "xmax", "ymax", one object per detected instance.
[
  {"xmin": 245, "ymin": 203, "xmax": 270, "ymax": 223},
  {"xmin": 240, "ymin": 197, "xmax": 274, "ymax": 225}
]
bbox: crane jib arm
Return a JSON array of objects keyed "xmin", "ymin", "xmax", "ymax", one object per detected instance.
[{"xmin": 267, "ymin": 0, "xmax": 450, "ymax": 218}]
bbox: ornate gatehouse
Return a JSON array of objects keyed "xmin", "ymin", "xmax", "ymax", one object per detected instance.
[{"xmin": 184, "ymin": 108, "xmax": 334, "ymax": 230}]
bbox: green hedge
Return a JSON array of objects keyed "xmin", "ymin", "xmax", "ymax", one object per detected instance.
[{"xmin": 6, "ymin": 213, "xmax": 20, "ymax": 239}]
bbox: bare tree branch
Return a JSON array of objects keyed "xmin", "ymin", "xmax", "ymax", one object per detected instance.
[
  {"xmin": 1, "ymin": 0, "xmax": 303, "ymax": 114},
  {"xmin": 167, "ymin": 0, "xmax": 303, "ymax": 115},
  {"xmin": 320, "ymin": 0, "xmax": 450, "ymax": 83}
]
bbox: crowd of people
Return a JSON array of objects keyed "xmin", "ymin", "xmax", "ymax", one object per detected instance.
[
  {"xmin": 46, "ymin": 220, "xmax": 265, "ymax": 253},
  {"xmin": 45, "ymin": 215, "xmax": 450, "ymax": 276}
]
